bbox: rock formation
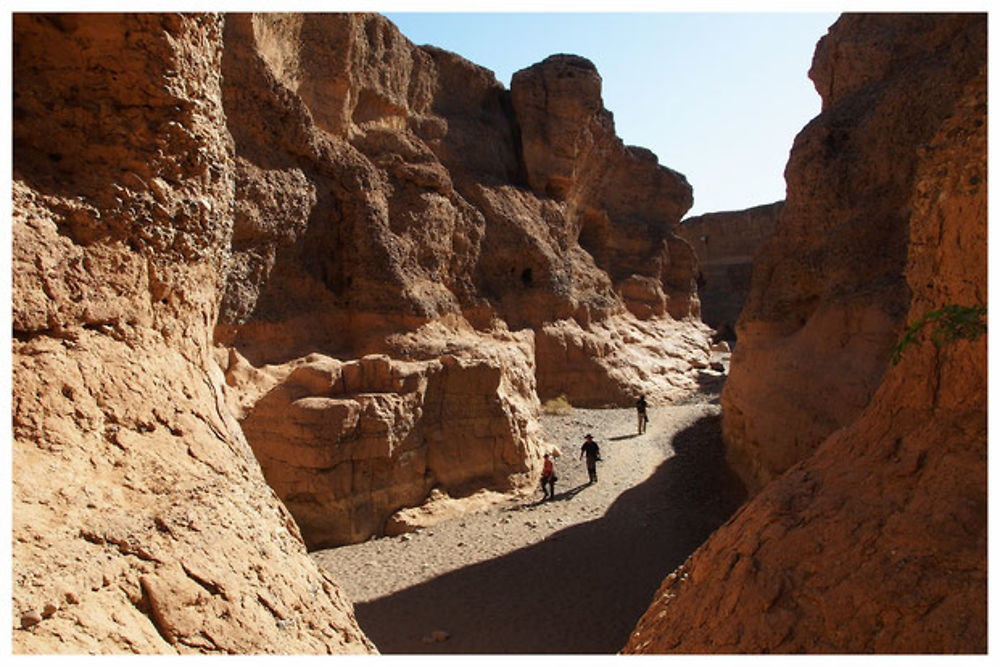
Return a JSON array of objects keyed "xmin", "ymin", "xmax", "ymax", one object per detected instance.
[
  {"xmin": 720, "ymin": 13, "xmax": 987, "ymax": 492},
  {"xmin": 12, "ymin": 11, "xmax": 709, "ymax": 652},
  {"xmin": 626, "ymin": 13, "xmax": 986, "ymax": 653},
  {"xmin": 209, "ymin": 14, "xmax": 710, "ymax": 547},
  {"xmin": 677, "ymin": 201, "xmax": 783, "ymax": 339},
  {"xmin": 12, "ymin": 14, "xmax": 374, "ymax": 653}
]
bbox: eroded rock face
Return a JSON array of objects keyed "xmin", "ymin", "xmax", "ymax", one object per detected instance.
[
  {"xmin": 223, "ymin": 335, "xmax": 543, "ymax": 549},
  {"xmin": 12, "ymin": 14, "xmax": 373, "ymax": 654},
  {"xmin": 626, "ymin": 13, "xmax": 986, "ymax": 653},
  {"xmin": 720, "ymin": 13, "xmax": 986, "ymax": 492},
  {"xmin": 14, "ymin": 11, "xmax": 710, "ymax": 651},
  {"xmin": 207, "ymin": 13, "xmax": 710, "ymax": 545},
  {"xmin": 678, "ymin": 201, "xmax": 783, "ymax": 339}
]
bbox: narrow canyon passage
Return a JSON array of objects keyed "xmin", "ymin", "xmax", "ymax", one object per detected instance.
[{"xmin": 314, "ymin": 396, "xmax": 746, "ymax": 653}]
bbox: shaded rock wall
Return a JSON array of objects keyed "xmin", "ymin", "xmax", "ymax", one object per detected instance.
[
  {"xmin": 626, "ymin": 12, "xmax": 986, "ymax": 653},
  {"xmin": 12, "ymin": 14, "xmax": 373, "ymax": 654},
  {"xmin": 678, "ymin": 201, "xmax": 783, "ymax": 338},
  {"xmin": 720, "ymin": 13, "xmax": 986, "ymax": 492}
]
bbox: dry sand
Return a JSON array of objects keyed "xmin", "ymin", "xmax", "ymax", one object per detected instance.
[{"xmin": 312, "ymin": 376, "xmax": 745, "ymax": 654}]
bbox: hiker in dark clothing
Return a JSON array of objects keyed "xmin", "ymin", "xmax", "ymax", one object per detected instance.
[
  {"xmin": 579, "ymin": 434, "xmax": 601, "ymax": 484},
  {"xmin": 636, "ymin": 394, "xmax": 649, "ymax": 434}
]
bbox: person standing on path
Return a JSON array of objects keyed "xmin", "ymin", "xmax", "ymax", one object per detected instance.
[
  {"xmin": 636, "ymin": 394, "xmax": 649, "ymax": 434},
  {"xmin": 540, "ymin": 453, "xmax": 557, "ymax": 500},
  {"xmin": 579, "ymin": 434, "xmax": 601, "ymax": 484}
]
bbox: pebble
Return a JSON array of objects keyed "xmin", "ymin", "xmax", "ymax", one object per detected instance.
[
  {"xmin": 21, "ymin": 610, "xmax": 43, "ymax": 629},
  {"xmin": 422, "ymin": 629, "xmax": 450, "ymax": 643}
]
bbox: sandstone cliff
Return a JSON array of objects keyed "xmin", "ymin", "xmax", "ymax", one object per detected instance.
[
  {"xmin": 677, "ymin": 201, "xmax": 783, "ymax": 339},
  {"xmin": 209, "ymin": 14, "xmax": 709, "ymax": 548},
  {"xmin": 12, "ymin": 11, "xmax": 709, "ymax": 652},
  {"xmin": 12, "ymin": 14, "xmax": 374, "ymax": 653},
  {"xmin": 720, "ymin": 13, "xmax": 986, "ymax": 492},
  {"xmin": 626, "ymin": 13, "xmax": 986, "ymax": 653}
]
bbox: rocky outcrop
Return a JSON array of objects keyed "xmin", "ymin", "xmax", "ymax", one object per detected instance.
[
  {"xmin": 626, "ymin": 13, "xmax": 986, "ymax": 653},
  {"xmin": 223, "ymin": 333, "xmax": 542, "ymax": 549},
  {"xmin": 720, "ymin": 13, "xmax": 986, "ymax": 492},
  {"xmin": 208, "ymin": 14, "xmax": 709, "ymax": 545},
  {"xmin": 12, "ymin": 14, "xmax": 373, "ymax": 653},
  {"xmin": 13, "ymin": 10, "xmax": 709, "ymax": 653},
  {"xmin": 678, "ymin": 201, "xmax": 783, "ymax": 339}
]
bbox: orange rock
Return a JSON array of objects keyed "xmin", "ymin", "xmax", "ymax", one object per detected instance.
[{"xmin": 626, "ymin": 13, "xmax": 986, "ymax": 654}]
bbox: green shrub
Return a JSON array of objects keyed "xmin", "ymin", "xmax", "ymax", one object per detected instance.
[{"xmin": 891, "ymin": 304, "xmax": 986, "ymax": 365}]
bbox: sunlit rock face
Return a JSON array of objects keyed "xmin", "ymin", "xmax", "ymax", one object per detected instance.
[
  {"xmin": 13, "ymin": 11, "xmax": 712, "ymax": 653},
  {"xmin": 12, "ymin": 14, "xmax": 374, "ymax": 654},
  {"xmin": 626, "ymin": 12, "xmax": 986, "ymax": 654},
  {"xmin": 211, "ymin": 13, "xmax": 711, "ymax": 546}
]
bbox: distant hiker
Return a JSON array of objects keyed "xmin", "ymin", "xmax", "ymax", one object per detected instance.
[
  {"xmin": 540, "ymin": 453, "xmax": 557, "ymax": 500},
  {"xmin": 579, "ymin": 434, "xmax": 601, "ymax": 484},
  {"xmin": 636, "ymin": 394, "xmax": 649, "ymax": 434}
]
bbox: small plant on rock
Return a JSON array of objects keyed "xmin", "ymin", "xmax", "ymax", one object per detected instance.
[{"xmin": 891, "ymin": 303, "xmax": 986, "ymax": 365}]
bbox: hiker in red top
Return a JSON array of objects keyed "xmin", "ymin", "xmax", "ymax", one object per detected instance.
[{"xmin": 540, "ymin": 453, "xmax": 557, "ymax": 500}]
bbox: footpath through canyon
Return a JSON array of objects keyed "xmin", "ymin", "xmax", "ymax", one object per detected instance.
[
  {"xmin": 315, "ymin": 373, "xmax": 745, "ymax": 653},
  {"xmin": 11, "ymin": 11, "xmax": 986, "ymax": 655}
]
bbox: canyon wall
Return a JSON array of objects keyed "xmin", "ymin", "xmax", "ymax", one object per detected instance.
[
  {"xmin": 12, "ymin": 14, "xmax": 374, "ymax": 653},
  {"xmin": 677, "ymin": 201, "xmax": 782, "ymax": 339},
  {"xmin": 210, "ymin": 14, "xmax": 710, "ymax": 547},
  {"xmin": 12, "ymin": 11, "xmax": 708, "ymax": 652},
  {"xmin": 626, "ymin": 13, "xmax": 986, "ymax": 653},
  {"xmin": 720, "ymin": 13, "xmax": 986, "ymax": 492}
]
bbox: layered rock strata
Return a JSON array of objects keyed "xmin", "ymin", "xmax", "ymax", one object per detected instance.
[
  {"xmin": 210, "ymin": 14, "xmax": 709, "ymax": 545},
  {"xmin": 12, "ymin": 14, "xmax": 373, "ymax": 653},
  {"xmin": 720, "ymin": 13, "xmax": 987, "ymax": 492},
  {"xmin": 627, "ymin": 12, "xmax": 986, "ymax": 653},
  {"xmin": 677, "ymin": 201, "xmax": 783, "ymax": 339},
  {"xmin": 13, "ymin": 10, "xmax": 710, "ymax": 653}
]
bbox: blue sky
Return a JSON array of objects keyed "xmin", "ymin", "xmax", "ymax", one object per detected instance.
[{"xmin": 384, "ymin": 11, "xmax": 839, "ymax": 218}]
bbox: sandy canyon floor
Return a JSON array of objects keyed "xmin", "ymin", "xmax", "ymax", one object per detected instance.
[{"xmin": 313, "ymin": 372, "xmax": 745, "ymax": 654}]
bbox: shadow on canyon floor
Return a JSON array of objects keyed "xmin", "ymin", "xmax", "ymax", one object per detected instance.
[{"xmin": 353, "ymin": 415, "xmax": 747, "ymax": 654}]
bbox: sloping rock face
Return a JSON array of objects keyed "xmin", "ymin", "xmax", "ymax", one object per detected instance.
[
  {"xmin": 626, "ymin": 13, "xmax": 986, "ymax": 653},
  {"xmin": 12, "ymin": 14, "xmax": 373, "ymax": 654},
  {"xmin": 209, "ymin": 14, "xmax": 709, "ymax": 545},
  {"xmin": 677, "ymin": 201, "xmax": 783, "ymax": 339},
  {"xmin": 720, "ymin": 14, "xmax": 986, "ymax": 492},
  {"xmin": 13, "ymin": 10, "xmax": 708, "ymax": 653}
]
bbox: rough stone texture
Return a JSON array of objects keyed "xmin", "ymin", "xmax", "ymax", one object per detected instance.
[
  {"xmin": 207, "ymin": 14, "xmax": 710, "ymax": 545},
  {"xmin": 222, "ymin": 332, "xmax": 544, "ymax": 549},
  {"xmin": 511, "ymin": 55, "xmax": 699, "ymax": 321},
  {"xmin": 11, "ymin": 14, "xmax": 374, "ymax": 654},
  {"xmin": 720, "ymin": 13, "xmax": 986, "ymax": 492},
  {"xmin": 626, "ymin": 13, "xmax": 986, "ymax": 653},
  {"xmin": 678, "ymin": 201, "xmax": 783, "ymax": 339},
  {"xmin": 13, "ymin": 10, "xmax": 710, "ymax": 653}
]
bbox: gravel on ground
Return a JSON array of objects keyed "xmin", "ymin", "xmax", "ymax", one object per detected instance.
[{"xmin": 312, "ymin": 378, "xmax": 745, "ymax": 654}]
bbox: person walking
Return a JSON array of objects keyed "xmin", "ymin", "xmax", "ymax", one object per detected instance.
[
  {"xmin": 636, "ymin": 394, "xmax": 649, "ymax": 434},
  {"xmin": 579, "ymin": 434, "xmax": 601, "ymax": 484},
  {"xmin": 540, "ymin": 453, "xmax": 557, "ymax": 500}
]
